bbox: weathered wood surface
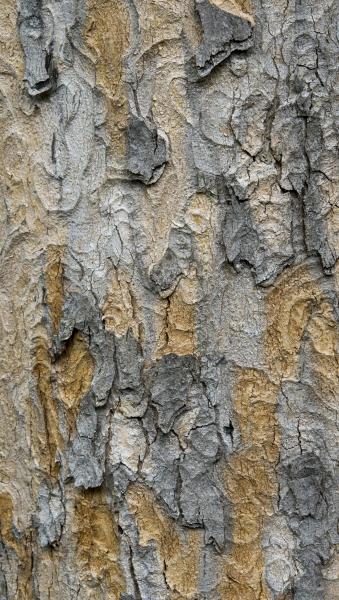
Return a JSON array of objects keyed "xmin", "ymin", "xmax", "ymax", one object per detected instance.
[{"xmin": 0, "ymin": 0, "xmax": 338, "ymax": 598}]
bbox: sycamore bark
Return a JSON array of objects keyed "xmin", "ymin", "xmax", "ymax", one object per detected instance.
[{"xmin": 0, "ymin": 1, "xmax": 338, "ymax": 599}]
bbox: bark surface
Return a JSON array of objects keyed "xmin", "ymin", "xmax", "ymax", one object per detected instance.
[{"xmin": 0, "ymin": 0, "xmax": 338, "ymax": 599}]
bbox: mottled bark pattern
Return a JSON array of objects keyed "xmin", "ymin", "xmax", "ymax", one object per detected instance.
[{"xmin": 0, "ymin": 0, "xmax": 338, "ymax": 599}]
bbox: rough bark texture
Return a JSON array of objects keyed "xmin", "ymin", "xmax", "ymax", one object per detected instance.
[{"xmin": 0, "ymin": 1, "xmax": 338, "ymax": 599}]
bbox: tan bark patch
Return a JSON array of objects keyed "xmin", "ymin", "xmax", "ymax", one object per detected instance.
[
  {"xmin": 0, "ymin": 0, "xmax": 24, "ymax": 76},
  {"xmin": 219, "ymin": 265, "xmax": 337, "ymax": 598},
  {"xmin": 323, "ymin": 550, "xmax": 339, "ymax": 599},
  {"xmin": 55, "ymin": 331, "xmax": 94, "ymax": 434},
  {"xmin": 0, "ymin": 492, "xmax": 33, "ymax": 598},
  {"xmin": 84, "ymin": 0, "xmax": 130, "ymax": 158},
  {"xmin": 75, "ymin": 488, "xmax": 125, "ymax": 596},
  {"xmin": 44, "ymin": 246, "xmax": 65, "ymax": 334},
  {"xmin": 127, "ymin": 483, "xmax": 202, "ymax": 598},
  {"xmin": 266, "ymin": 264, "xmax": 338, "ymax": 391},
  {"xmin": 0, "ymin": 492, "xmax": 18, "ymax": 552},
  {"xmin": 211, "ymin": 0, "xmax": 254, "ymax": 24},
  {"xmin": 220, "ymin": 266, "xmax": 337, "ymax": 597},
  {"xmin": 185, "ymin": 194, "xmax": 215, "ymax": 274},
  {"xmin": 102, "ymin": 268, "xmax": 139, "ymax": 339},
  {"xmin": 220, "ymin": 369, "xmax": 279, "ymax": 599},
  {"xmin": 156, "ymin": 270, "xmax": 198, "ymax": 357},
  {"xmin": 33, "ymin": 332, "xmax": 64, "ymax": 477},
  {"xmin": 301, "ymin": 297, "xmax": 338, "ymax": 408}
]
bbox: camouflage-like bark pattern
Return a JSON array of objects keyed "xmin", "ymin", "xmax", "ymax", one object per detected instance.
[{"xmin": 0, "ymin": 0, "xmax": 338, "ymax": 598}]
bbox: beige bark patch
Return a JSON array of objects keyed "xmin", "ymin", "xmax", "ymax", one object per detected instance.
[
  {"xmin": 0, "ymin": 0, "xmax": 24, "ymax": 76},
  {"xmin": 75, "ymin": 488, "xmax": 125, "ymax": 596},
  {"xmin": 44, "ymin": 245, "xmax": 65, "ymax": 334},
  {"xmin": 55, "ymin": 331, "xmax": 94, "ymax": 434},
  {"xmin": 0, "ymin": 492, "xmax": 33, "ymax": 598},
  {"xmin": 33, "ymin": 332, "xmax": 64, "ymax": 477},
  {"xmin": 84, "ymin": 0, "xmax": 130, "ymax": 158},
  {"xmin": 220, "ymin": 369, "xmax": 279, "ymax": 599},
  {"xmin": 266, "ymin": 264, "xmax": 338, "ymax": 391},
  {"xmin": 102, "ymin": 268, "xmax": 139, "ymax": 338},
  {"xmin": 185, "ymin": 194, "xmax": 212, "ymax": 235},
  {"xmin": 303, "ymin": 297, "xmax": 338, "ymax": 407},
  {"xmin": 29, "ymin": 249, "xmax": 68, "ymax": 475},
  {"xmin": 156, "ymin": 270, "xmax": 198, "ymax": 357},
  {"xmin": 0, "ymin": 492, "xmax": 17, "ymax": 551},
  {"xmin": 185, "ymin": 193, "xmax": 216, "ymax": 274},
  {"xmin": 127, "ymin": 483, "xmax": 202, "ymax": 598},
  {"xmin": 210, "ymin": 0, "xmax": 254, "ymax": 24},
  {"xmin": 323, "ymin": 550, "xmax": 339, "ymax": 599},
  {"xmin": 136, "ymin": 0, "xmax": 187, "ymax": 48},
  {"xmin": 220, "ymin": 265, "xmax": 338, "ymax": 598}
]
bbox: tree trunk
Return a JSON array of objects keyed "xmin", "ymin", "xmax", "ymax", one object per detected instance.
[{"xmin": 0, "ymin": 0, "xmax": 338, "ymax": 598}]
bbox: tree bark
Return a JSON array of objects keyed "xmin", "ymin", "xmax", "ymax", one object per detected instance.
[{"xmin": 0, "ymin": 0, "xmax": 338, "ymax": 598}]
